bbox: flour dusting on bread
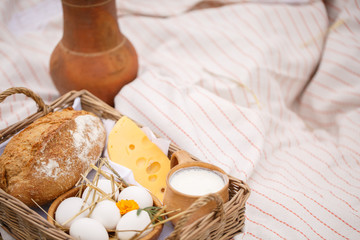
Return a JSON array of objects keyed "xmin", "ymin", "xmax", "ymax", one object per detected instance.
[
  {"xmin": 73, "ymin": 115, "xmax": 103, "ymax": 163},
  {"xmin": 37, "ymin": 159, "xmax": 61, "ymax": 178}
]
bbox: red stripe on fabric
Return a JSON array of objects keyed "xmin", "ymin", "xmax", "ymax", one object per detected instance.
[
  {"xmin": 228, "ymin": 7, "xmax": 266, "ymax": 55},
  {"xmin": 227, "ymin": 5, "xmax": 275, "ymax": 79},
  {"xmin": 0, "ymin": 49, "xmax": 29, "ymax": 87},
  {"xmin": 349, "ymin": 154, "xmax": 360, "ymax": 167},
  {"xmin": 0, "ymin": 108, "xmax": 9, "ymax": 127},
  {"xmin": 299, "ymin": 147, "xmax": 360, "ymax": 189},
  {"xmin": 314, "ymin": 143, "xmax": 360, "ymax": 183},
  {"xmin": 323, "ymin": 59, "xmax": 360, "ymax": 78},
  {"xmin": 310, "ymin": 7, "xmax": 327, "ymax": 36},
  {"xmin": 288, "ymin": 128, "xmax": 300, "ymax": 146},
  {"xmin": 329, "ymin": 191, "xmax": 360, "ymax": 218},
  {"xmin": 213, "ymin": 8, "xmax": 261, "ymax": 67},
  {"xmin": 284, "ymin": 150, "xmax": 360, "ymax": 202},
  {"xmin": 116, "ymin": 94, "xmax": 176, "ymax": 144},
  {"xmin": 304, "ymin": 91, "xmax": 359, "ymax": 108},
  {"xmin": 211, "ymin": 80, "xmax": 220, "ymax": 99},
  {"xmin": 138, "ymin": 74, "xmax": 234, "ymax": 169},
  {"xmin": 13, "ymin": 104, "xmax": 21, "ymax": 123},
  {"xmin": 339, "ymin": 158, "xmax": 360, "ymax": 180},
  {"xmin": 190, "ymin": 91, "xmax": 256, "ymax": 169},
  {"xmin": 311, "ymin": 81, "xmax": 338, "ymax": 93},
  {"xmin": 328, "ymin": 35, "xmax": 360, "ymax": 50},
  {"xmin": 274, "ymin": 7, "xmax": 311, "ymax": 75},
  {"xmin": 0, "ymin": 68, "xmax": 25, "ymax": 125},
  {"xmin": 188, "ymin": 117, "xmax": 248, "ymax": 178},
  {"xmin": 188, "ymin": 121, "xmax": 248, "ymax": 177},
  {"xmin": 42, "ymin": 63, "xmax": 54, "ymax": 102},
  {"xmin": 355, "ymin": 0, "xmax": 360, "ymax": 10},
  {"xmin": 227, "ymin": 5, "xmax": 274, "ymax": 102},
  {"xmin": 298, "ymin": 9, "xmax": 320, "ymax": 51},
  {"xmin": 344, "ymin": 115, "xmax": 360, "ymax": 128},
  {"xmin": 182, "ymin": 13, "xmax": 252, "ymax": 106},
  {"xmin": 254, "ymin": 163, "xmax": 324, "ymax": 198},
  {"xmin": 327, "ymin": 47, "xmax": 360, "ymax": 65},
  {"xmin": 285, "ymin": 6, "xmax": 316, "ymax": 62},
  {"xmin": 197, "ymin": 90, "xmax": 262, "ymax": 155},
  {"xmin": 245, "ymin": 216, "xmax": 287, "ymax": 240},
  {"xmin": 205, "ymin": 8, "xmax": 267, "ymax": 104},
  {"xmin": 251, "ymin": 178, "xmax": 351, "ymax": 239},
  {"xmin": 300, "ymin": 102, "xmax": 342, "ymax": 115},
  {"xmin": 339, "ymin": 144, "xmax": 360, "ymax": 160},
  {"xmin": 19, "ymin": 53, "xmax": 42, "ymax": 86},
  {"xmin": 245, "ymin": 5, "xmax": 296, "ymax": 108},
  {"xmin": 256, "ymin": 161, "xmax": 298, "ymax": 186},
  {"xmin": 242, "ymin": 5, "xmax": 275, "ymax": 70},
  {"xmin": 235, "ymin": 105, "xmax": 265, "ymax": 138},
  {"xmin": 337, "ymin": 36, "xmax": 360, "ymax": 48},
  {"xmin": 149, "ymin": 78, "xmax": 247, "ymax": 176},
  {"xmin": 305, "ymin": 190, "xmax": 360, "ymax": 235},
  {"xmin": 252, "ymin": 188, "xmax": 326, "ymax": 240},
  {"xmin": 342, "ymin": 8, "xmax": 355, "ymax": 35},
  {"xmin": 202, "ymin": 9, "xmax": 257, "ymax": 78},
  {"xmin": 19, "ymin": 38, "xmax": 50, "ymax": 56},
  {"xmin": 0, "ymin": 67, "xmax": 15, "ymax": 87},
  {"xmin": 188, "ymin": 94, "xmax": 253, "ymax": 173},
  {"xmin": 247, "ymin": 203, "xmax": 311, "ymax": 239},
  {"xmin": 312, "ymin": 2, "xmax": 328, "ymax": 19},
  {"xmin": 155, "ymin": 17, "xmax": 212, "ymax": 69},
  {"xmin": 354, "ymin": 15, "xmax": 360, "ymax": 25},
  {"xmin": 273, "ymin": 152, "xmax": 325, "ymax": 191},
  {"xmin": 245, "ymin": 232, "xmax": 263, "ymax": 240},
  {"xmin": 139, "ymin": 72, "xmax": 244, "ymax": 174},
  {"xmin": 128, "ymin": 84, "xmax": 212, "ymax": 160},
  {"xmin": 210, "ymin": 76, "xmax": 237, "ymax": 104},
  {"xmin": 314, "ymin": 81, "xmax": 360, "ymax": 99},
  {"xmin": 326, "ymin": 2, "xmax": 342, "ymax": 12},
  {"xmin": 136, "ymin": 17, "xmax": 195, "ymax": 81}
]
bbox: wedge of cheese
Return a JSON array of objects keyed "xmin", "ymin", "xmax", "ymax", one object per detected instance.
[{"xmin": 107, "ymin": 116, "xmax": 170, "ymax": 202}]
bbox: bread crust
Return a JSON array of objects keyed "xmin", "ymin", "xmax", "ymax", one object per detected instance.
[{"xmin": 0, "ymin": 108, "xmax": 106, "ymax": 206}]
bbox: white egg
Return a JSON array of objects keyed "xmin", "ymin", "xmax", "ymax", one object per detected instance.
[
  {"xmin": 117, "ymin": 186, "xmax": 153, "ymax": 209},
  {"xmin": 70, "ymin": 218, "xmax": 109, "ymax": 240},
  {"xmin": 116, "ymin": 210, "xmax": 153, "ymax": 240},
  {"xmin": 55, "ymin": 197, "xmax": 90, "ymax": 228},
  {"xmin": 90, "ymin": 199, "xmax": 121, "ymax": 230},
  {"xmin": 82, "ymin": 178, "xmax": 119, "ymax": 204}
]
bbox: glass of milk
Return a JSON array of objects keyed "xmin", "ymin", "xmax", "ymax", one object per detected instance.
[
  {"xmin": 163, "ymin": 150, "xmax": 229, "ymax": 226},
  {"xmin": 169, "ymin": 167, "xmax": 227, "ymax": 196}
]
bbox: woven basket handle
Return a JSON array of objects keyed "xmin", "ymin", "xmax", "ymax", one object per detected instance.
[
  {"xmin": 0, "ymin": 87, "xmax": 49, "ymax": 114},
  {"xmin": 168, "ymin": 193, "xmax": 225, "ymax": 239},
  {"xmin": 0, "ymin": 87, "xmax": 50, "ymax": 142}
]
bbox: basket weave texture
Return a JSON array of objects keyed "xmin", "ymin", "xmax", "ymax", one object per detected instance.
[{"xmin": 0, "ymin": 87, "xmax": 250, "ymax": 240}]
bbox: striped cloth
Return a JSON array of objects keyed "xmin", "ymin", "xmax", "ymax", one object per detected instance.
[{"xmin": 1, "ymin": 0, "xmax": 360, "ymax": 239}]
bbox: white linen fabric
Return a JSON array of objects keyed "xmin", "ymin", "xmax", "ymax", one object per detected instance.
[{"xmin": 1, "ymin": 0, "xmax": 360, "ymax": 239}]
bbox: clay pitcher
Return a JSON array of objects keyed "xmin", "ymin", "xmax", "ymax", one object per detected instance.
[{"xmin": 49, "ymin": 0, "xmax": 138, "ymax": 106}]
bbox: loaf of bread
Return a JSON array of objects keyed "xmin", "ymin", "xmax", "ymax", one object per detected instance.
[{"xmin": 0, "ymin": 108, "xmax": 106, "ymax": 207}]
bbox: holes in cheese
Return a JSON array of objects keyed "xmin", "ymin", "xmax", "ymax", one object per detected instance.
[
  {"xmin": 107, "ymin": 116, "xmax": 171, "ymax": 202},
  {"xmin": 149, "ymin": 175, "xmax": 157, "ymax": 182},
  {"xmin": 136, "ymin": 158, "xmax": 146, "ymax": 167},
  {"xmin": 146, "ymin": 162, "xmax": 161, "ymax": 174}
]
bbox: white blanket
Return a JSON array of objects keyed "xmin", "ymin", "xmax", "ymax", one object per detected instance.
[{"xmin": 1, "ymin": 0, "xmax": 359, "ymax": 239}]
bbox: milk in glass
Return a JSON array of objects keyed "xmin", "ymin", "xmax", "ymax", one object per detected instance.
[{"xmin": 169, "ymin": 167, "xmax": 225, "ymax": 196}]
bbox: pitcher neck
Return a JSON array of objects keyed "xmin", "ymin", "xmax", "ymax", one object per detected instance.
[{"xmin": 61, "ymin": 0, "xmax": 123, "ymax": 53}]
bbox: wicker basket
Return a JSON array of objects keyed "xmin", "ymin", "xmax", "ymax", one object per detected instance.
[{"xmin": 0, "ymin": 87, "xmax": 250, "ymax": 240}]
